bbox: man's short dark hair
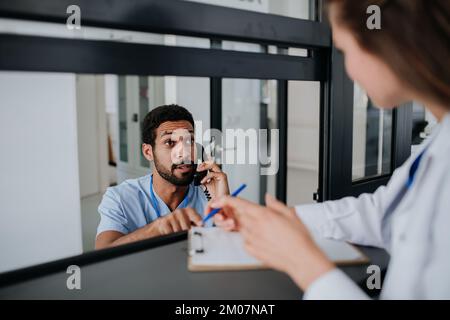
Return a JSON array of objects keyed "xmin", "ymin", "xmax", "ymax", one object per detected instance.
[{"xmin": 142, "ymin": 104, "xmax": 195, "ymax": 147}]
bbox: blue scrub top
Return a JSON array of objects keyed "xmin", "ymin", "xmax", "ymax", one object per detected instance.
[{"xmin": 97, "ymin": 174, "xmax": 211, "ymax": 236}]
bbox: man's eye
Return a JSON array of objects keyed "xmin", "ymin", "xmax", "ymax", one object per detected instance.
[{"xmin": 164, "ymin": 140, "xmax": 174, "ymax": 146}]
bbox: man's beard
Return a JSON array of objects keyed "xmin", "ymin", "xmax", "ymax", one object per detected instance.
[{"xmin": 153, "ymin": 154, "xmax": 196, "ymax": 186}]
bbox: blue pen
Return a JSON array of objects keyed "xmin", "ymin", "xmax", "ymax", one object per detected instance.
[{"xmin": 202, "ymin": 183, "xmax": 247, "ymax": 223}]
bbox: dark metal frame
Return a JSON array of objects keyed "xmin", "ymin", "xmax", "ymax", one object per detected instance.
[
  {"xmin": 0, "ymin": 0, "xmax": 330, "ymax": 48},
  {"xmin": 325, "ymin": 48, "xmax": 412, "ymax": 200},
  {"xmin": 0, "ymin": 34, "xmax": 325, "ymax": 80},
  {"xmin": 276, "ymin": 80, "xmax": 289, "ymax": 202},
  {"xmin": 0, "ymin": 0, "xmax": 410, "ymax": 286}
]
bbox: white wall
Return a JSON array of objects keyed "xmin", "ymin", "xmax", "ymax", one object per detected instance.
[
  {"xmin": 105, "ymin": 75, "xmax": 119, "ymax": 167},
  {"xmin": 269, "ymin": 0, "xmax": 309, "ymax": 20},
  {"xmin": 76, "ymin": 75, "xmax": 109, "ymax": 198},
  {"xmin": 186, "ymin": 0, "xmax": 269, "ymax": 12},
  {"xmin": 187, "ymin": 0, "xmax": 310, "ymax": 19},
  {"xmin": 286, "ymin": 81, "xmax": 320, "ymax": 206},
  {"xmin": 176, "ymin": 77, "xmax": 210, "ymax": 131},
  {"xmin": 352, "ymin": 84, "xmax": 369, "ymax": 179},
  {"xmin": 222, "ymin": 79, "xmax": 261, "ymax": 203},
  {"xmin": 0, "ymin": 72, "xmax": 82, "ymax": 273}
]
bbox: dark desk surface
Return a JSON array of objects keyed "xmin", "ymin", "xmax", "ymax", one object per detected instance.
[{"xmin": 0, "ymin": 238, "xmax": 389, "ymax": 299}]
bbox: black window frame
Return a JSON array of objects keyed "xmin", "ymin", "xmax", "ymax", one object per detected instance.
[{"xmin": 325, "ymin": 48, "xmax": 412, "ymax": 200}]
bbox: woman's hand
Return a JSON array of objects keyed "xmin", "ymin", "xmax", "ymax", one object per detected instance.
[
  {"xmin": 204, "ymin": 192, "xmax": 238, "ymax": 231},
  {"xmin": 196, "ymin": 160, "xmax": 230, "ymax": 199},
  {"xmin": 208, "ymin": 193, "xmax": 336, "ymax": 291}
]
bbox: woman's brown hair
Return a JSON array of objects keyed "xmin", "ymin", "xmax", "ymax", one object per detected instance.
[{"xmin": 325, "ymin": 0, "xmax": 450, "ymax": 108}]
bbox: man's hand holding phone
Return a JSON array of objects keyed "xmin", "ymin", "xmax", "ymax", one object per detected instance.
[{"xmin": 196, "ymin": 160, "xmax": 230, "ymax": 199}]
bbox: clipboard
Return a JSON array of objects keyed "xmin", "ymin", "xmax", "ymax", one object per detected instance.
[
  {"xmin": 188, "ymin": 227, "xmax": 266, "ymax": 271},
  {"xmin": 188, "ymin": 227, "xmax": 369, "ymax": 272}
]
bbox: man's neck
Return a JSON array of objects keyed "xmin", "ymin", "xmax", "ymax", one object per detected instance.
[{"xmin": 152, "ymin": 171, "xmax": 189, "ymax": 211}]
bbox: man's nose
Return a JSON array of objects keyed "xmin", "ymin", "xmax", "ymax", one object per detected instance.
[{"xmin": 172, "ymin": 141, "xmax": 192, "ymax": 162}]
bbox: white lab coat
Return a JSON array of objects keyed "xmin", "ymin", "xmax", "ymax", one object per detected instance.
[{"xmin": 296, "ymin": 112, "xmax": 450, "ymax": 299}]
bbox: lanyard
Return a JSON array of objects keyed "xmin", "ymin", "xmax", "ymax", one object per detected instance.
[
  {"xmin": 387, "ymin": 145, "xmax": 429, "ymax": 225},
  {"xmin": 381, "ymin": 144, "xmax": 430, "ymax": 242},
  {"xmin": 406, "ymin": 146, "xmax": 429, "ymax": 190},
  {"xmin": 149, "ymin": 175, "xmax": 190, "ymax": 218}
]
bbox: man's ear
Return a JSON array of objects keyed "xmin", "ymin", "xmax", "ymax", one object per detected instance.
[{"xmin": 142, "ymin": 143, "xmax": 154, "ymax": 162}]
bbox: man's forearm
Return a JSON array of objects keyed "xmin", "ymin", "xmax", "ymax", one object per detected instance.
[{"xmin": 108, "ymin": 221, "xmax": 161, "ymax": 248}]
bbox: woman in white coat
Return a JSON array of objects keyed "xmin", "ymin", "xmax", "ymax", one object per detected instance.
[{"xmin": 208, "ymin": 0, "xmax": 450, "ymax": 299}]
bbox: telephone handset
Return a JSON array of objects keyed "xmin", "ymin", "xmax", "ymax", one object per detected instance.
[
  {"xmin": 193, "ymin": 169, "xmax": 207, "ymax": 187},
  {"xmin": 193, "ymin": 143, "xmax": 211, "ymax": 200}
]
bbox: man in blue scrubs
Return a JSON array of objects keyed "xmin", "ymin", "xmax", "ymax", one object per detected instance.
[{"xmin": 95, "ymin": 104, "xmax": 229, "ymax": 249}]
